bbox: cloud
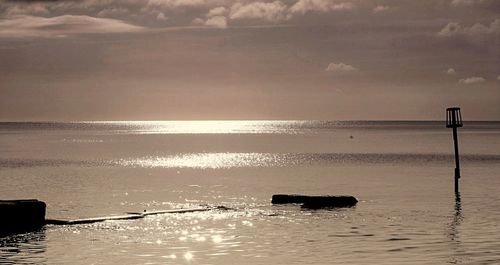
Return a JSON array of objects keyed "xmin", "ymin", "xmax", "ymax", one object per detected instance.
[
  {"xmin": 438, "ymin": 22, "xmax": 461, "ymax": 36},
  {"xmin": 497, "ymin": 75, "xmax": 500, "ymax": 80},
  {"xmin": 0, "ymin": 0, "xmax": 435, "ymax": 32},
  {"xmin": 0, "ymin": 15, "xmax": 143, "ymax": 38},
  {"xmin": 446, "ymin": 68, "xmax": 456, "ymax": 75},
  {"xmin": 146, "ymin": 0, "xmax": 209, "ymax": 9},
  {"xmin": 449, "ymin": 0, "xmax": 495, "ymax": 7},
  {"xmin": 228, "ymin": 0, "xmax": 356, "ymax": 23},
  {"xmin": 192, "ymin": 14, "xmax": 227, "ymax": 29},
  {"xmin": 289, "ymin": 0, "xmax": 355, "ymax": 14},
  {"xmin": 325, "ymin": 62, "xmax": 358, "ymax": 72},
  {"xmin": 207, "ymin": 6, "xmax": 227, "ymax": 17},
  {"xmin": 156, "ymin": 12, "xmax": 167, "ymax": 21},
  {"xmin": 191, "ymin": 17, "xmax": 204, "ymax": 25},
  {"xmin": 97, "ymin": 7, "xmax": 130, "ymax": 18},
  {"xmin": 438, "ymin": 19, "xmax": 500, "ymax": 37},
  {"xmin": 204, "ymin": 15, "xmax": 227, "ymax": 28},
  {"xmin": 459, "ymin": 77, "xmax": 486, "ymax": 84},
  {"xmin": 195, "ymin": 6, "xmax": 228, "ymax": 28},
  {"xmin": 450, "ymin": 0, "xmax": 477, "ymax": 6},
  {"xmin": 229, "ymin": 1, "xmax": 289, "ymax": 22},
  {"xmin": 3, "ymin": 3, "xmax": 50, "ymax": 16},
  {"xmin": 331, "ymin": 2, "xmax": 355, "ymax": 11},
  {"xmin": 0, "ymin": 0, "xmax": 497, "ymax": 38},
  {"xmin": 373, "ymin": 5, "xmax": 389, "ymax": 13}
]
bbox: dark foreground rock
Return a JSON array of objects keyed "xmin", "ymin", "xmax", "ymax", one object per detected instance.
[
  {"xmin": 0, "ymin": 200, "xmax": 46, "ymax": 236},
  {"xmin": 272, "ymin": 194, "xmax": 358, "ymax": 209}
]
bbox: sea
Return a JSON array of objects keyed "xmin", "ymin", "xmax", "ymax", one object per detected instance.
[{"xmin": 1, "ymin": 120, "xmax": 499, "ymax": 265}]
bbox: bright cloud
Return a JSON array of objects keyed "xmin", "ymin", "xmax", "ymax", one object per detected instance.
[
  {"xmin": 0, "ymin": 15, "xmax": 143, "ymax": 38},
  {"xmin": 290, "ymin": 0, "xmax": 355, "ymax": 14},
  {"xmin": 146, "ymin": 0, "xmax": 208, "ymax": 9},
  {"xmin": 207, "ymin": 6, "xmax": 227, "ymax": 17},
  {"xmin": 156, "ymin": 12, "xmax": 167, "ymax": 21},
  {"xmin": 325, "ymin": 62, "xmax": 358, "ymax": 72},
  {"xmin": 446, "ymin": 68, "xmax": 457, "ymax": 75},
  {"xmin": 438, "ymin": 19, "xmax": 500, "ymax": 37},
  {"xmin": 229, "ymin": 1, "xmax": 289, "ymax": 22},
  {"xmin": 204, "ymin": 15, "xmax": 227, "ymax": 28},
  {"xmin": 190, "ymin": 5, "xmax": 229, "ymax": 29},
  {"xmin": 459, "ymin": 77, "xmax": 486, "ymax": 84}
]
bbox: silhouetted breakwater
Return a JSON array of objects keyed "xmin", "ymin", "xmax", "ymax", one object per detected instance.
[
  {"xmin": 0, "ymin": 200, "xmax": 46, "ymax": 236},
  {"xmin": 1, "ymin": 199, "xmax": 212, "ymax": 236},
  {"xmin": 46, "ymin": 208, "xmax": 210, "ymax": 225},
  {"xmin": 272, "ymin": 194, "xmax": 358, "ymax": 209},
  {"xmin": 1, "ymin": 195, "xmax": 357, "ymax": 237}
]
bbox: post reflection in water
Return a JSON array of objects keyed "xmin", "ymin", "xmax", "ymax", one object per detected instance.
[
  {"xmin": 448, "ymin": 191, "xmax": 464, "ymax": 264},
  {"xmin": 0, "ymin": 229, "xmax": 47, "ymax": 265},
  {"xmin": 449, "ymin": 192, "xmax": 463, "ymax": 241}
]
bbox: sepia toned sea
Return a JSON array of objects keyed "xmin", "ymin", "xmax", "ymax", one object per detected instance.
[{"xmin": 1, "ymin": 120, "xmax": 500, "ymax": 264}]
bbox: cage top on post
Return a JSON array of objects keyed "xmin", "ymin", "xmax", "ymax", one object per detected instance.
[{"xmin": 446, "ymin": 107, "xmax": 463, "ymax": 128}]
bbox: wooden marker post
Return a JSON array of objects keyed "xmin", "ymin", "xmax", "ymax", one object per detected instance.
[{"xmin": 446, "ymin": 107, "xmax": 463, "ymax": 193}]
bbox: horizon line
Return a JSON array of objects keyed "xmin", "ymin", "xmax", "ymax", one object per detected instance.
[{"xmin": 1, "ymin": 119, "xmax": 499, "ymax": 123}]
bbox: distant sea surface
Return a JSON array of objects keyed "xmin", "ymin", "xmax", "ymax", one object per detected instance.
[{"xmin": 1, "ymin": 121, "xmax": 499, "ymax": 264}]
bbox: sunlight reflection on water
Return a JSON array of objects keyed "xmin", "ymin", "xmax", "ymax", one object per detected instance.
[
  {"xmin": 118, "ymin": 153, "xmax": 282, "ymax": 169},
  {"xmin": 39, "ymin": 206, "xmax": 281, "ymax": 264},
  {"xmin": 87, "ymin": 120, "xmax": 311, "ymax": 134},
  {"xmin": 116, "ymin": 152, "xmax": 500, "ymax": 169}
]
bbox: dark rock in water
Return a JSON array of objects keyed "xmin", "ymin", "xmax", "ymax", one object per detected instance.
[
  {"xmin": 0, "ymin": 200, "xmax": 46, "ymax": 236},
  {"xmin": 301, "ymin": 196, "xmax": 358, "ymax": 209},
  {"xmin": 272, "ymin": 194, "xmax": 314, "ymax": 204},
  {"xmin": 271, "ymin": 194, "xmax": 357, "ymax": 209}
]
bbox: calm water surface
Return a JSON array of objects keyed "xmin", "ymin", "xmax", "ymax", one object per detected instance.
[{"xmin": 1, "ymin": 121, "xmax": 499, "ymax": 264}]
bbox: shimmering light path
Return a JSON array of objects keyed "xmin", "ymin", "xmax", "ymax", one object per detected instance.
[{"xmin": 117, "ymin": 153, "xmax": 500, "ymax": 169}]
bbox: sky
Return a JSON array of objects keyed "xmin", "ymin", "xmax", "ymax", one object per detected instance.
[{"xmin": 0, "ymin": 0, "xmax": 499, "ymax": 121}]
